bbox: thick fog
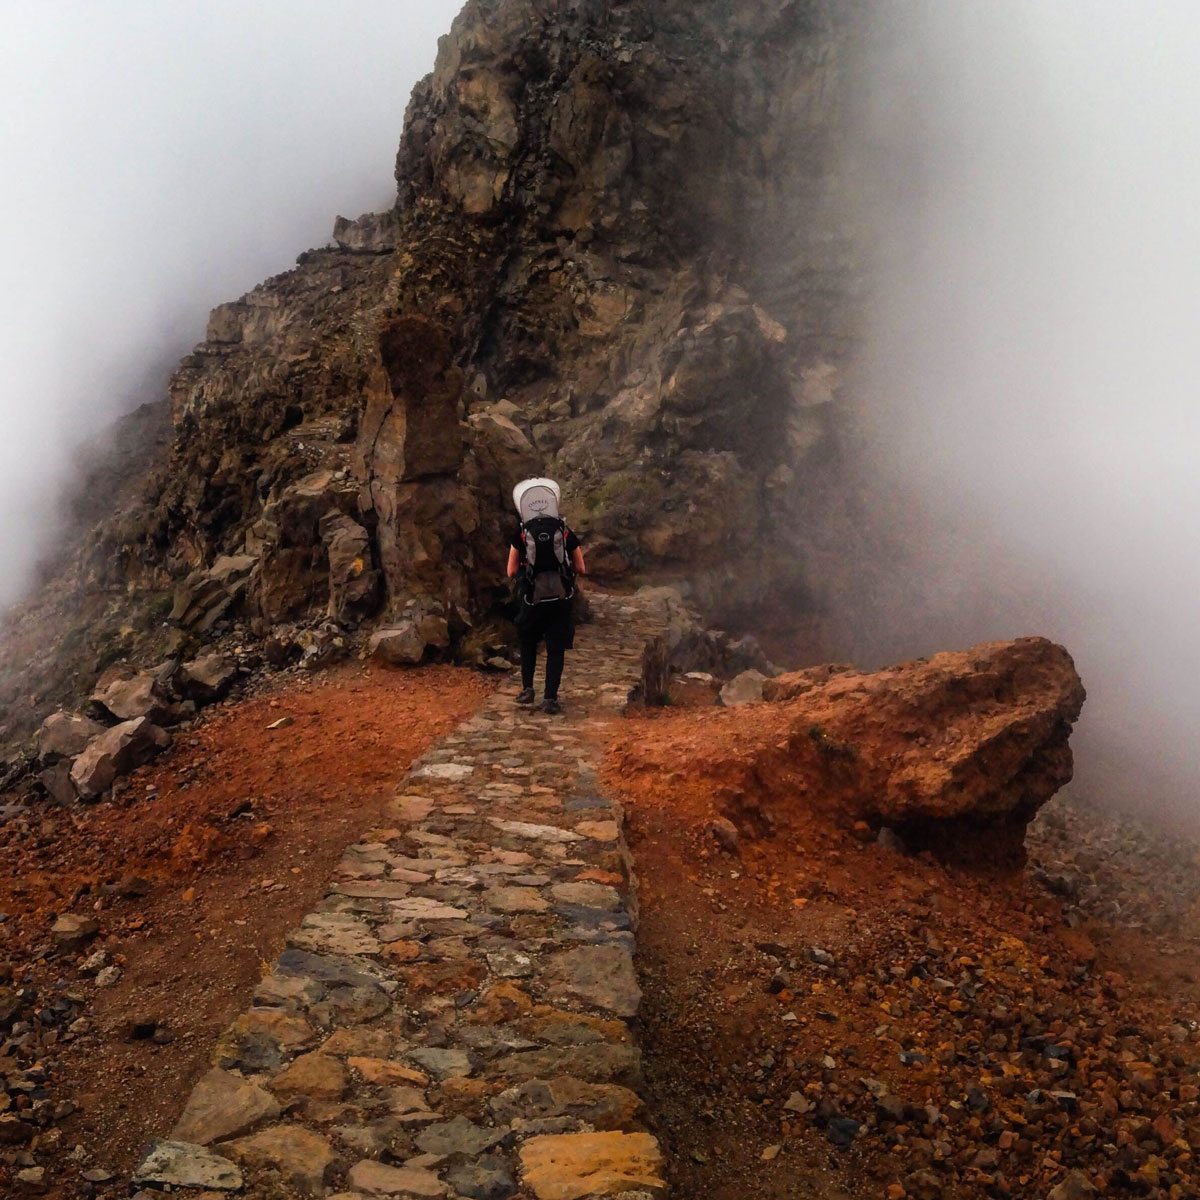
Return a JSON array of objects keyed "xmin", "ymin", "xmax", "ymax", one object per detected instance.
[
  {"xmin": 855, "ymin": 2, "xmax": 1200, "ymax": 814},
  {"xmin": 0, "ymin": 0, "xmax": 459, "ymax": 604}
]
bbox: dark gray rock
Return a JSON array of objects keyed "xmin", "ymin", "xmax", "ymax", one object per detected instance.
[
  {"xmin": 415, "ymin": 1116, "xmax": 508, "ymax": 1157},
  {"xmin": 446, "ymin": 1153, "xmax": 518, "ymax": 1200},
  {"xmin": 542, "ymin": 945, "xmax": 642, "ymax": 1017},
  {"xmin": 275, "ymin": 948, "xmax": 389, "ymax": 991}
]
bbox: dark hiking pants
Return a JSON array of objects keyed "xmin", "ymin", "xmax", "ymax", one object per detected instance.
[{"xmin": 516, "ymin": 596, "xmax": 573, "ymax": 700}]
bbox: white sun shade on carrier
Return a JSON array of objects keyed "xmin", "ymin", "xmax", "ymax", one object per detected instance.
[{"xmin": 513, "ymin": 477, "xmax": 561, "ymax": 521}]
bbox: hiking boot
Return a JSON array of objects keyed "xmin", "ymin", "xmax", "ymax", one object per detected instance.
[
  {"xmin": 516, "ymin": 688, "xmax": 536, "ymax": 706},
  {"xmin": 540, "ymin": 697, "xmax": 563, "ymax": 715}
]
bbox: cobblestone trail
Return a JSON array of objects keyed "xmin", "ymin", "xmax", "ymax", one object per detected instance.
[{"xmin": 132, "ymin": 592, "xmax": 671, "ymax": 1200}]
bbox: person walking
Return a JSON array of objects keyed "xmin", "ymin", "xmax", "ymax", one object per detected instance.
[{"xmin": 507, "ymin": 478, "xmax": 586, "ymax": 714}]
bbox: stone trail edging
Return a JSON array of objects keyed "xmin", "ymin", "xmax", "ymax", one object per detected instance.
[{"xmin": 131, "ymin": 591, "xmax": 672, "ymax": 1200}]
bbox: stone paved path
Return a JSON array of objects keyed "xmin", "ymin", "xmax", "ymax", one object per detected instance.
[{"xmin": 132, "ymin": 591, "xmax": 671, "ymax": 1200}]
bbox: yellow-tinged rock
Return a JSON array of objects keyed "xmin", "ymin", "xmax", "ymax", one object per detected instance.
[
  {"xmin": 269, "ymin": 1053, "xmax": 347, "ymax": 1100},
  {"xmin": 321, "ymin": 1028, "xmax": 392, "ymax": 1058},
  {"xmin": 223, "ymin": 1125, "xmax": 334, "ymax": 1197},
  {"xmin": 519, "ymin": 1131, "xmax": 665, "ymax": 1200},
  {"xmin": 216, "ymin": 1008, "xmax": 315, "ymax": 1067},
  {"xmin": 575, "ymin": 820, "xmax": 619, "ymax": 842},
  {"xmin": 381, "ymin": 939, "xmax": 423, "ymax": 963},
  {"xmin": 348, "ymin": 1057, "xmax": 429, "ymax": 1086}
]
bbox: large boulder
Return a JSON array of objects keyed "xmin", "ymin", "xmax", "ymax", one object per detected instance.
[
  {"xmin": 368, "ymin": 609, "xmax": 451, "ymax": 666},
  {"xmin": 467, "ymin": 407, "xmax": 539, "ymax": 486},
  {"xmin": 91, "ymin": 671, "xmax": 173, "ymax": 724},
  {"xmin": 70, "ymin": 718, "xmax": 171, "ymax": 800},
  {"xmin": 178, "ymin": 653, "xmax": 237, "ymax": 704},
  {"xmin": 718, "ymin": 669, "xmax": 766, "ymax": 707},
  {"xmin": 37, "ymin": 711, "xmax": 106, "ymax": 762},
  {"xmin": 766, "ymin": 639, "xmax": 1086, "ymax": 841},
  {"xmin": 368, "ymin": 623, "xmax": 425, "ymax": 666},
  {"xmin": 618, "ymin": 636, "xmax": 1086, "ymax": 865}
]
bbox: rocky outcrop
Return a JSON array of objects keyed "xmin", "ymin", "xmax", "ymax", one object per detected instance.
[
  {"xmin": 621, "ymin": 636, "xmax": 1086, "ymax": 864},
  {"xmin": 171, "ymin": 554, "xmax": 258, "ymax": 631},
  {"xmin": 0, "ymin": 0, "xmax": 863, "ymax": 748},
  {"xmin": 387, "ymin": 0, "xmax": 859, "ymax": 617},
  {"xmin": 70, "ymin": 718, "xmax": 171, "ymax": 801},
  {"xmin": 332, "ymin": 210, "xmax": 397, "ymax": 254}
]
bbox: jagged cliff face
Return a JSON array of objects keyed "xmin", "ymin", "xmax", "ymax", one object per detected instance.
[
  {"xmin": 0, "ymin": 0, "xmax": 863, "ymax": 740},
  {"xmin": 392, "ymin": 0, "xmax": 860, "ymax": 607}
]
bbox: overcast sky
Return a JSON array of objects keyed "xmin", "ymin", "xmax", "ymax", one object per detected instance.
[{"xmin": 0, "ymin": 0, "xmax": 460, "ymax": 600}]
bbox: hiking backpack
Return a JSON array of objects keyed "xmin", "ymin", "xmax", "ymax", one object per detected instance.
[{"xmin": 520, "ymin": 515, "xmax": 575, "ymax": 604}]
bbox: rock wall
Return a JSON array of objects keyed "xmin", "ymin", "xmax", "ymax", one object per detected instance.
[{"xmin": 394, "ymin": 0, "xmax": 862, "ymax": 610}]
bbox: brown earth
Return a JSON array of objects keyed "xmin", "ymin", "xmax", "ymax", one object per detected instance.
[
  {"xmin": 608, "ymin": 700, "xmax": 1200, "ymax": 1200},
  {"xmin": 0, "ymin": 661, "xmax": 492, "ymax": 1194}
]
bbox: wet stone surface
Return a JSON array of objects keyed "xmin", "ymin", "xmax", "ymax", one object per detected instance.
[{"xmin": 133, "ymin": 593, "xmax": 671, "ymax": 1198}]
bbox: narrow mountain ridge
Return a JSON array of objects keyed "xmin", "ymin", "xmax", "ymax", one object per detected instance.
[{"xmin": 0, "ymin": 0, "xmax": 865, "ymax": 756}]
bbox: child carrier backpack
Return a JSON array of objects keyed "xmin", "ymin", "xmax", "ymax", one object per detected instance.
[
  {"xmin": 521, "ymin": 515, "xmax": 575, "ymax": 604},
  {"xmin": 513, "ymin": 478, "xmax": 575, "ymax": 605}
]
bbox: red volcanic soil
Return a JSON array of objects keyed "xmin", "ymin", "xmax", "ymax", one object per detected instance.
[
  {"xmin": 0, "ymin": 661, "xmax": 492, "ymax": 1195},
  {"xmin": 607, "ymin": 698, "xmax": 1200, "ymax": 1200}
]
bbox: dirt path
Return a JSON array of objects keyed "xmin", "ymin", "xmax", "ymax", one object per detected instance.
[{"xmin": 0, "ymin": 662, "xmax": 492, "ymax": 1193}]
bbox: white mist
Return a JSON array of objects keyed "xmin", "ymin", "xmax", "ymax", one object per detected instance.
[
  {"xmin": 856, "ymin": 1, "xmax": 1200, "ymax": 814},
  {"xmin": 0, "ymin": 0, "xmax": 460, "ymax": 604}
]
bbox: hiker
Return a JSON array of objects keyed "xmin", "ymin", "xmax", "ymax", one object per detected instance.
[{"xmin": 508, "ymin": 477, "xmax": 586, "ymax": 715}]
